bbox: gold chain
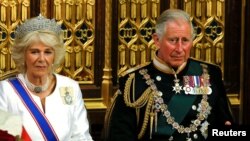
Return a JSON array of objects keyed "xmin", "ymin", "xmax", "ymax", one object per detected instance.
[{"xmin": 139, "ymin": 69, "xmax": 211, "ymax": 135}]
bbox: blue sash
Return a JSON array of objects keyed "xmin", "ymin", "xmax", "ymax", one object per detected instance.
[{"xmin": 9, "ymin": 78, "xmax": 59, "ymax": 141}]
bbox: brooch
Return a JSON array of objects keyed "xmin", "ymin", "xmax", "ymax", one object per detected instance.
[{"xmin": 60, "ymin": 87, "xmax": 74, "ymax": 105}]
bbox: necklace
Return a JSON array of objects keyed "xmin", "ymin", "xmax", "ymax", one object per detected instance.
[
  {"xmin": 24, "ymin": 74, "xmax": 50, "ymax": 93},
  {"xmin": 139, "ymin": 69, "xmax": 211, "ymax": 140}
]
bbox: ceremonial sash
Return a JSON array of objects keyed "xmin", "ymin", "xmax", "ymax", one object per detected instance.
[
  {"xmin": 157, "ymin": 94, "xmax": 197, "ymax": 135},
  {"xmin": 9, "ymin": 78, "xmax": 59, "ymax": 141}
]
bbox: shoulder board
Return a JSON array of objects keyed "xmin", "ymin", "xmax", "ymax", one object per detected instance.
[
  {"xmin": 119, "ymin": 62, "xmax": 151, "ymax": 77},
  {"xmin": 189, "ymin": 57, "xmax": 221, "ymax": 68}
]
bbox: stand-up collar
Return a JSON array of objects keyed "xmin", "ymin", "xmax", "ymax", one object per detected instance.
[{"xmin": 153, "ymin": 55, "xmax": 187, "ymax": 74}]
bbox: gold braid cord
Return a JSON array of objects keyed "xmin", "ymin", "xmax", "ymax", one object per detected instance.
[
  {"xmin": 138, "ymin": 92, "xmax": 154, "ymax": 139},
  {"xmin": 123, "ymin": 73, "xmax": 155, "ymax": 139},
  {"xmin": 104, "ymin": 90, "xmax": 120, "ymax": 139}
]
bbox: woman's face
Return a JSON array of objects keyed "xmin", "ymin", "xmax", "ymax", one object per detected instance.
[{"xmin": 25, "ymin": 42, "xmax": 55, "ymax": 78}]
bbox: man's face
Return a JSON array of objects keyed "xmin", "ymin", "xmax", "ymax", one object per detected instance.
[{"xmin": 153, "ymin": 19, "xmax": 193, "ymax": 68}]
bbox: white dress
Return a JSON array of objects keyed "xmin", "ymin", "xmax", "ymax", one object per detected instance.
[{"xmin": 0, "ymin": 73, "xmax": 93, "ymax": 141}]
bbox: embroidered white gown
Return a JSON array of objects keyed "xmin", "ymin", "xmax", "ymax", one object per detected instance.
[{"xmin": 0, "ymin": 73, "xmax": 93, "ymax": 141}]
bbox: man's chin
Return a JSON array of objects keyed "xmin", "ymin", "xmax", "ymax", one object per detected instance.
[{"xmin": 170, "ymin": 61, "xmax": 185, "ymax": 68}]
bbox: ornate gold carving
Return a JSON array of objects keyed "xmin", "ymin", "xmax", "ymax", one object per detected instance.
[
  {"xmin": 86, "ymin": 0, "xmax": 95, "ymax": 20},
  {"xmin": 151, "ymin": 0, "xmax": 159, "ymax": 18},
  {"xmin": 119, "ymin": 0, "xmax": 127, "ymax": 19},
  {"xmin": 76, "ymin": 0, "xmax": 83, "ymax": 20},
  {"xmin": 118, "ymin": 0, "xmax": 160, "ymax": 75},
  {"xmin": 65, "ymin": 0, "xmax": 74, "ymax": 20},
  {"xmin": 0, "ymin": 47, "xmax": 7, "ymax": 70},
  {"xmin": 119, "ymin": 45, "xmax": 126, "ymax": 66},
  {"xmin": 184, "ymin": 0, "xmax": 225, "ymax": 69},
  {"xmin": 21, "ymin": 0, "xmax": 30, "ymax": 21},
  {"xmin": 0, "ymin": 0, "xmax": 29, "ymax": 78},
  {"xmin": 40, "ymin": 0, "xmax": 47, "ymax": 17},
  {"xmin": 196, "ymin": 0, "xmax": 201, "ymax": 17},
  {"xmin": 130, "ymin": 45, "xmax": 138, "ymax": 66},
  {"xmin": 85, "ymin": 46, "xmax": 93, "ymax": 67},
  {"xmin": 207, "ymin": 0, "xmax": 212, "ymax": 17},
  {"xmin": 54, "ymin": 0, "xmax": 62, "ymax": 20},
  {"xmin": 10, "ymin": 0, "xmax": 17, "ymax": 21},
  {"xmin": 49, "ymin": 0, "xmax": 96, "ymax": 83},
  {"xmin": 1, "ymin": 0, "xmax": 8, "ymax": 22}
]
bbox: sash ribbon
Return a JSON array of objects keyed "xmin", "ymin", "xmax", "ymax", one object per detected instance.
[{"xmin": 9, "ymin": 78, "xmax": 59, "ymax": 141}]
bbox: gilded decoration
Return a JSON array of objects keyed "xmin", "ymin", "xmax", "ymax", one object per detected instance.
[
  {"xmin": 0, "ymin": 0, "xmax": 96, "ymax": 84},
  {"xmin": 117, "ymin": 0, "xmax": 225, "ymax": 75},
  {"xmin": 52, "ymin": 0, "xmax": 95, "ymax": 84},
  {"xmin": 0, "ymin": 0, "xmax": 30, "ymax": 79},
  {"xmin": 0, "ymin": 0, "xmax": 225, "ymax": 89},
  {"xmin": 118, "ymin": 0, "xmax": 160, "ymax": 75}
]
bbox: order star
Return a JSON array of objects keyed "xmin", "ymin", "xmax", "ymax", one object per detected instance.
[{"xmin": 173, "ymin": 85, "xmax": 182, "ymax": 94}]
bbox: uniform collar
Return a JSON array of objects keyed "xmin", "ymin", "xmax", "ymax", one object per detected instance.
[{"xmin": 153, "ymin": 55, "xmax": 187, "ymax": 74}]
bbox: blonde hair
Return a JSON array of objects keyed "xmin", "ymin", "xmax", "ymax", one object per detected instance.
[{"xmin": 11, "ymin": 30, "xmax": 65, "ymax": 73}]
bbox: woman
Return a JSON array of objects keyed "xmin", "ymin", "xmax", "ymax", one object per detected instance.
[{"xmin": 0, "ymin": 15, "xmax": 93, "ymax": 141}]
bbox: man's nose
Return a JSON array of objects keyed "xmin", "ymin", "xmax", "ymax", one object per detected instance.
[{"xmin": 175, "ymin": 40, "xmax": 183, "ymax": 51}]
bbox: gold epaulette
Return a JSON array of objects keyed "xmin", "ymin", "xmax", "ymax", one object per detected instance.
[
  {"xmin": 123, "ymin": 71, "xmax": 155, "ymax": 139},
  {"xmin": 119, "ymin": 62, "xmax": 151, "ymax": 77},
  {"xmin": 189, "ymin": 57, "xmax": 221, "ymax": 68}
]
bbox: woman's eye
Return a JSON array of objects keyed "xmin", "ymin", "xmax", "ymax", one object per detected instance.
[
  {"xmin": 31, "ymin": 50, "xmax": 39, "ymax": 54},
  {"xmin": 45, "ymin": 51, "xmax": 53, "ymax": 54}
]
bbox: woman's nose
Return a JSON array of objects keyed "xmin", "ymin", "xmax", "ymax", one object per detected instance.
[{"xmin": 38, "ymin": 53, "xmax": 45, "ymax": 61}]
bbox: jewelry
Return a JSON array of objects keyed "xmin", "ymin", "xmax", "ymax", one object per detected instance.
[
  {"xmin": 172, "ymin": 73, "xmax": 182, "ymax": 94},
  {"xmin": 139, "ymin": 69, "xmax": 211, "ymax": 140},
  {"xmin": 24, "ymin": 74, "xmax": 50, "ymax": 93},
  {"xmin": 64, "ymin": 87, "xmax": 73, "ymax": 104},
  {"xmin": 15, "ymin": 14, "xmax": 61, "ymax": 40}
]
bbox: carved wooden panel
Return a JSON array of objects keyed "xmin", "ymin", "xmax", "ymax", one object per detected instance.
[{"xmin": 0, "ymin": 0, "xmax": 243, "ymax": 125}]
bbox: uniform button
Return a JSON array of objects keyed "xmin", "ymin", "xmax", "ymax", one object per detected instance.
[
  {"xmin": 156, "ymin": 76, "xmax": 161, "ymax": 81},
  {"xmin": 193, "ymin": 133, "xmax": 198, "ymax": 139},
  {"xmin": 158, "ymin": 91, "xmax": 163, "ymax": 96},
  {"xmin": 168, "ymin": 136, "xmax": 173, "ymax": 141},
  {"xmin": 192, "ymin": 105, "xmax": 197, "ymax": 110}
]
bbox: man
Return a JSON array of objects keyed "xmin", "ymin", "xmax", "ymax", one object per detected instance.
[{"xmin": 105, "ymin": 9, "xmax": 234, "ymax": 141}]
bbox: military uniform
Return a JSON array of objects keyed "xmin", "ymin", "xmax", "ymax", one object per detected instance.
[{"xmin": 106, "ymin": 57, "xmax": 234, "ymax": 141}]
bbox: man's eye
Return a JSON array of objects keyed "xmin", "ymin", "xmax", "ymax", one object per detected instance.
[
  {"xmin": 45, "ymin": 51, "xmax": 53, "ymax": 54},
  {"xmin": 183, "ymin": 38, "xmax": 190, "ymax": 42},
  {"xmin": 169, "ymin": 39, "xmax": 177, "ymax": 43}
]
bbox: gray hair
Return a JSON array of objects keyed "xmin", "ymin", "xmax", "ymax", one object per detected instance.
[
  {"xmin": 155, "ymin": 9, "xmax": 196, "ymax": 41},
  {"xmin": 11, "ymin": 30, "xmax": 65, "ymax": 73}
]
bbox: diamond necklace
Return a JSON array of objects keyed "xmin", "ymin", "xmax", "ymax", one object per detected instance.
[
  {"xmin": 24, "ymin": 74, "xmax": 50, "ymax": 93},
  {"xmin": 139, "ymin": 69, "xmax": 211, "ymax": 140}
]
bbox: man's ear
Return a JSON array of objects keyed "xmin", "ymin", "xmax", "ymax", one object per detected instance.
[{"xmin": 152, "ymin": 33, "xmax": 160, "ymax": 47}]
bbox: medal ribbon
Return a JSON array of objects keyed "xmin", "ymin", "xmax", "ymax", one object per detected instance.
[{"xmin": 9, "ymin": 78, "xmax": 59, "ymax": 141}]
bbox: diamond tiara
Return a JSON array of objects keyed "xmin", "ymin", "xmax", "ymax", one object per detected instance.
[{"xmin": 15, "ymin": 14, "xmax": 62, "ymax": 40}]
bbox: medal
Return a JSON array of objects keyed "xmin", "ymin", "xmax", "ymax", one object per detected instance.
[
  {"xmin": 183, "ymin": 75, "xmax": 212, "ymax": 95},
  {"xmin": 173, "ymin": 75, "xmax": 182, "ymax": 94}
]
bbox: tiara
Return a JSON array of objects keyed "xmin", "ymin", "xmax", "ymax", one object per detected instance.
[{"xmin": 15, "ymin": 14, "xmax": 62, "ymax": 39}]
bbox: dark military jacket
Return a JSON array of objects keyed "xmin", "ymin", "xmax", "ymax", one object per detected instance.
[{"xmin": 106, "ymin": 58, "xmax": 234, "ymax": 141}]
